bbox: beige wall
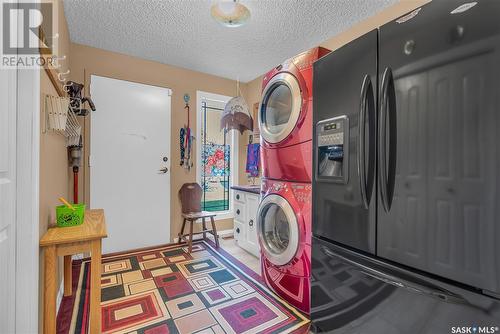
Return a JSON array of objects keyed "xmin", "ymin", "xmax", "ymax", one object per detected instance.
[
  {"xmin": 69, "ymin": 43, "xmax": 243, "ymax": 242},
  {"xmin": 39, "ymin": 0, "xmax": 71, "ymax": 332},
  {"xmin": 39, "ymin": 1, "xmax": 71, "ymax": 237},
  {"xmin": 39, "ymin": 71, "xmax": 70, "ymax": 333},
  {"xmin": 54, "ymin": 0, "xmax": 70, "ymax": 74},
  {"xmin": 239, "ymin": 76, "xmax": 263, "ymax": 185}
]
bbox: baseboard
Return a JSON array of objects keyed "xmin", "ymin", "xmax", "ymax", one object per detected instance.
[
  {"xmin": 216, "ymin": 228, "xmax": 234, "ymax": 237},
  {"xmin": 173, "ymin": 228, "xmax": 233, "ymax": 243}
]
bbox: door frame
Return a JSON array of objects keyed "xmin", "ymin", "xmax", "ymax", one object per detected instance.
[
  {"xmin": 16, "ymin": 65, "xmax": 40, "ymax": 334},
  {"xmin": 4, "ymin": 3, "xmax": 42, "ymax": 332}
]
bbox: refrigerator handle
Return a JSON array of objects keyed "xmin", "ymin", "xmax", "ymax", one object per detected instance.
[
  {"xmin": 321, "ymin": 246, "xmax": 468, "ymax": 306},
  {"xmin": 358, "ymin": 75, "xmax": 375, "ymax": 209},
  {"xmin": 378, "ymin": 67, "xmax": 397, "ymax": 212}
]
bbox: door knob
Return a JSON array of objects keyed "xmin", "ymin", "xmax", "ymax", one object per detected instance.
[{"xmin": 158, "ymin": 167, "xmax": 168, "ymax": 174}]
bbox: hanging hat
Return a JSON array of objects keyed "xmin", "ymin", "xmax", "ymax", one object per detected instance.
[{"xmin": 220, "ymin": 95, "xmax": 253, "ymax": 134}]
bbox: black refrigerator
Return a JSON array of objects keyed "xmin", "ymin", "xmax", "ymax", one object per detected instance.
[{"xmin": 311, "ymin": 0, "xmax": 500, "ymax": 332}]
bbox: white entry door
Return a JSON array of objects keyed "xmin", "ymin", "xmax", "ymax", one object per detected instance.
[
  {"xmin": 91, "ymin": 76, "xmax": 171, "ymax": 253},
  {"xmin": 0, "ymin": 69, "xmax": 17, "ymax": 333}
]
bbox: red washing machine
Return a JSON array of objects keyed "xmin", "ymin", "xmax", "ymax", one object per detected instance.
[
  {"xmin": 257, "ymin": 179, "xmax": 312, "ymax": 314},
  {"xmin": 258, "ymin": 47, "xmax": 330, "ymax": 182}
]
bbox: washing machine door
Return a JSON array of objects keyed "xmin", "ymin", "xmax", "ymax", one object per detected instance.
[
  {"xmin": 257, "ymin": 194, "xmax": 299, "ymax": 266},
  {"xmin": 259, "ymin": 73, "xmax": 302, "ymax": 144}
]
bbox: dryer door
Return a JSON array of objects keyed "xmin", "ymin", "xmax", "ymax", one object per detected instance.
[
  {"xmin": 257, "ymin": 194, "xmax": 299, "ymax": 266},
  {"xmin": 259, "ymin": 73, "xmax": 302, "ymax": 144}
]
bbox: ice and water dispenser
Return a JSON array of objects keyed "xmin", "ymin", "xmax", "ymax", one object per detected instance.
[{"xmin": 316, "ymin": 116, "xmax": 349, "ymax": 183}]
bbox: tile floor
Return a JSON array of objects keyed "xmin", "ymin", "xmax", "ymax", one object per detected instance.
[{"xmin": 218, "ymin": 236, "xmax": 261, "ymax": 275}]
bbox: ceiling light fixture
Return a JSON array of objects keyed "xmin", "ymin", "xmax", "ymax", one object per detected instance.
[{"xmin": 211, "ymin": 0, "xmax": 251, "ymax": 28}]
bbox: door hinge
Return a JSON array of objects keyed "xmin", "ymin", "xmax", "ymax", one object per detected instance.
[{"xmin": 88, "ymin": 155, "xmax": 93, "ymax": 167}]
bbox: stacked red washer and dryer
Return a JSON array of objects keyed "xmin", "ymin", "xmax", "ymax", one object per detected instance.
[{"xmin": 256, "ymin": 47, "xmax": 329, "ymax": 314}]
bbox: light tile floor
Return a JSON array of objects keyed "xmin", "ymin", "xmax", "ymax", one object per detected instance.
[{"xmin": 219, "ymin": 236, "xmax": 261, "ymax": 275}]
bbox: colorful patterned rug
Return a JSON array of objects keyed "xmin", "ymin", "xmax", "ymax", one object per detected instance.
[{"xmin": 57, "ymin": 240, "xmax": 309, "ymax": 333}]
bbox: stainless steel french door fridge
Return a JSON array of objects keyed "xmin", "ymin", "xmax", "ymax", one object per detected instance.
[{"xmin": 311, "ymin": 0, "xmax": 500, "ymax": 332}]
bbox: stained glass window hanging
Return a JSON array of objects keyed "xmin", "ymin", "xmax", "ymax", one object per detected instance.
[{"xmin": 201, "ymin": 99, "xmax": 232, "ymax": 212}]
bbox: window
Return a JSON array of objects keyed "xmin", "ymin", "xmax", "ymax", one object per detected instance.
[{"xmin": 196, "ymin": 91, "xmax": 238, "ymax": 219}]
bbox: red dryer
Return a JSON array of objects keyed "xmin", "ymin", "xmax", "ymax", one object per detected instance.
[
  {"xmin": 258, "ymin": 47, "xmax": 330, "ymax": 182},
  {"xmin": 257, "ymin": 179, "xmax": 312, "ymax": 314}
]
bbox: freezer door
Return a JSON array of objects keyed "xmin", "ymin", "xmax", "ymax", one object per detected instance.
[
  {"xmin": 311, "ymin": 238, "xmax": 500, "ymax": 333},
  {"xmin": 377, "ymin": 0, "xmax": 500, "ymax": 293},
  {"xmin": 312, "ymin": 30, "xmax": 377, "ymax": 254}
]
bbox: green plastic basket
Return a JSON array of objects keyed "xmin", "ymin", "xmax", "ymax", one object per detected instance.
[{"xmin": 56, "ymin": 204, "xmax": 85, "ymax": 227}]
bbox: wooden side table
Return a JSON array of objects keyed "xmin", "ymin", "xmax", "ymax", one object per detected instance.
[{"xmin": 40, "ymin": 209, "xmax": 107, "ymax": 334}]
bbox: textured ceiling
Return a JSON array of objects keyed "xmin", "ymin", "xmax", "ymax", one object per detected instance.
[{"xmin": 64, "ymin": 0, "xmax": 397, "ymax": 82}]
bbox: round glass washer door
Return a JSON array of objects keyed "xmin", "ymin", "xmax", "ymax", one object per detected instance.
[
  {"xmin": 259, "ymin": 73, "xmax": 302, "ymax": 144},
  {"xmin": 257, "ymin": 194, "xmax": 299, "ymax": 266}
]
